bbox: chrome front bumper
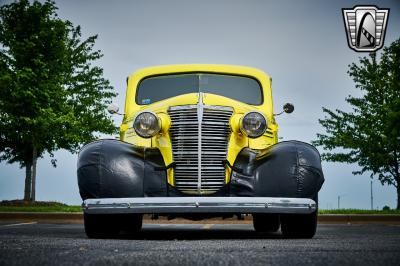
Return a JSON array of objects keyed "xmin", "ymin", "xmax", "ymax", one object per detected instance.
[{"xmin": 83, "ymin": 197, "xmax": 316, "ymax": 215}]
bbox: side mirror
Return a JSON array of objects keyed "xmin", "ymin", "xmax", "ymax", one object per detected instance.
[
  {"xmin": 274, "ymin": 103, "xmax": 295, "ymax": 116},
  {"xmin": 283, "ymin": 103, "xmax": 294, "ymax": 114},
  {"xmin": 107, "ymin": 103, "xmax": 120, "ymax": 115}
]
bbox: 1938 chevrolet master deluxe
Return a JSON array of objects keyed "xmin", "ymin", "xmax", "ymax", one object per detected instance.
[{"xmin": 77, "ymin": 64, "xmax": 324, "ymax": 238}]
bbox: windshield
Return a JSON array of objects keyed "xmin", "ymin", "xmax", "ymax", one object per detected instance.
[{"xmin": 136, "ymin": 73, "xmax": 262, "ymax": 105}]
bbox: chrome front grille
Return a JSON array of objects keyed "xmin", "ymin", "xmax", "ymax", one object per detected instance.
[{"xmin": 168, "ymin": 102, "xmax": 233, "ymax": 195}]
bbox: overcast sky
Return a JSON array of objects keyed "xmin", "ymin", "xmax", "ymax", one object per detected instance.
[{"xmin": 1, "ymin": 0, "xmax": 399, "ymax": 209}]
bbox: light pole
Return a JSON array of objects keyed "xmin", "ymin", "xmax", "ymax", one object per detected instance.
[
  {"xmin": 338, "ymin": 194, "xmax": 346, "ymax": 209},
  {"xmin": 370, "ymin": 180, "xmax": 374, "ymax": 210}
]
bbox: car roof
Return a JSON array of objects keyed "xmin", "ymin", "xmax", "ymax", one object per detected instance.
[{"xmin": 128, "ymin": 64, "xmax": 271, "ymax": 82}]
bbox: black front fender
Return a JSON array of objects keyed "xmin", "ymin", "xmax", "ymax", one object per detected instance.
[
  {"xmin": 230, "ymin": 141, "xmax": 325, "ymax": 199},
  {"xmin": 77, "ymin": 139, "xmax": 168, "ymax": 200}
]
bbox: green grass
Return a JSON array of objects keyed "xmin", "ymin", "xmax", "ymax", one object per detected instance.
[
  {"xmin": 318, "ymin": 209, "xmax": 400, "ymax": 215},
  {"xmin": 0, "ymin": 205, "xmax": 82, "ymax": 212},
  {"xmin": 0, "ymin": 200, "xmax": 82, "ymax": 212}
]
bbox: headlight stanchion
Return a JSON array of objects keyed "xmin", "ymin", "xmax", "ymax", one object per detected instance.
[{"xmin": 158, "ymin": 113, "xmax": 171, "ymax": 134}]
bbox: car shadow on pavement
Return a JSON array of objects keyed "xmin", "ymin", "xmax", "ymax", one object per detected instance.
[{"xmin": 116, "ymin": 228, "xmax": 284, "ymax": 240}]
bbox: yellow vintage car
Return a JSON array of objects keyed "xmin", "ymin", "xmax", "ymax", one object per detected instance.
[{"xmin": 77, "ymin": 64, "xmax": 324, "ymax": 238}]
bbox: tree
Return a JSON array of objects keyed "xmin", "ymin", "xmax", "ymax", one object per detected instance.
[
  {"xmin": 313, "ymin": 38, "xmax": 400, "ymax": 209},
  {"xmin": 0, "ymin": 0, "xmax": 117, "ymax": 201}
]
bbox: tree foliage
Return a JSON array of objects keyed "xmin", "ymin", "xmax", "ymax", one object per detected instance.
[
  {"xmin": 313, "ymin": 38, "xmax": 400, "ymax": 208},
  {"xmin": 0, "ymin": 0, "xmax": 117, "ymax": 200}
]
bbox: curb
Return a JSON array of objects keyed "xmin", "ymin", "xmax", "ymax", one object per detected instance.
[
  {"xmin": 1, "ymin": 212, "xmax": 400, "ymax": 224},
  {"xmin": 318, "ymin": 214, "xmax": 400, "ymax": 224}
]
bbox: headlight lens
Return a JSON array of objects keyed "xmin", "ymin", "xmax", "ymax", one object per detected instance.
[
  {"xmin": 240, "ymin": 112, "xmax": 267, "ymax": 138},
  {"xmin": 133, "ymin": 112, "xmax": 160, "ymax": 138}
]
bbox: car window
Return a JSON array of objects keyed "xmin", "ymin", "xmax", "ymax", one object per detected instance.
[{"xmin": 136, "ymin": 73, "xmax": 262, "ymax": 105}]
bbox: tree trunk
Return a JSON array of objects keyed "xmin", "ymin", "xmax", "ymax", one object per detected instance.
[
  {"xmin": 395, "ymin": 162, "xmax": 400, "ymax": 210},
  {"xmin": 24, "ymin": 160, "xmax": 32, "ymax": 201},
  {"xmin": 397, "ymin": 185, "xmax": 400, "ymax": 210},
  {"xmin": 30, "ymin": 147, "xmax": 37, "ymax": 202}
]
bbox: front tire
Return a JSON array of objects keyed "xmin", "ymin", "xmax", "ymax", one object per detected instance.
[
  {"xmin": 84, "ymin": 213, "xmax": 143, "ymax": 239},
  {"xmin": 253, "ymin": 214, "xmax": 280, "ymax": 232},
  {"xmin": 84, "ymin": 213, "xmax": 120, "ymax": 239},
  {"xmin": 280, "ymin": 211, "xmax": 317, "ymax": 238},
  {"xmin": 119, "ymin": 214, "xmax": 143, "ymax": 234},
  {"xmin": 281, "ymin": 195, "xmax": 318, "ymax": 238}
]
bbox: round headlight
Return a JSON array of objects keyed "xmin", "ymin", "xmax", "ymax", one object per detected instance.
[
  {"xmin": 133, "ymin": 112, "xmax": 160, "ymax": 138},
  {"xmin": 240, "ymin": 112, "xmax": 267, "ymax": 138}
]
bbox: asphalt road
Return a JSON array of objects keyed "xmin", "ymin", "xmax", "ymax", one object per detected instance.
[{"xmin": 0, "ymin": 222, "xmax": 399, "ymax": 266}]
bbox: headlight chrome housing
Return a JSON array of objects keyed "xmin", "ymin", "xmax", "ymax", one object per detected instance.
[
  {"xmin": 240, "ymin": 111, "xmax": 267, "ymax": 138},
  {"xmin": 133, "ymin": 111, "xmax": 161, "ymax": 138}
]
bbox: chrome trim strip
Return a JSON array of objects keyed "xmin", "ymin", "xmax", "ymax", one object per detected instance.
[
  {"xmin": 83, "ymin": 197, "xmax": 317, "ymax": 214},
  {"xmin": 197, "ymin": 93, "xmax": 203, "ymax": 195},
  {"xmin": 169, "ymin": 104, "xmax": 233, "ymax": 112}
]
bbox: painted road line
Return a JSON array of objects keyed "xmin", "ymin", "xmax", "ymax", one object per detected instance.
[
  {"xmin": 202, "ymin": 224, "xmax": 214, "ymax": 229},
  {"xmin": 1, "ymin": 222, "xmax": 37, "ymax": 227}
]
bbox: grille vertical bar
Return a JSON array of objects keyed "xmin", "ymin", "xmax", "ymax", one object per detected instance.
[
  {"xmin": 197, "ymin": 93, "xmax": 204, "ymax": 194},
  {"xmin": 168, "ymin": 104, "xmax": 233, "ymax": 195}
]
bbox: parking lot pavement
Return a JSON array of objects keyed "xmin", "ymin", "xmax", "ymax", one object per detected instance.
[{"xmin": 0, "ymin": 222, "xmax": 399, "ymax": 266}]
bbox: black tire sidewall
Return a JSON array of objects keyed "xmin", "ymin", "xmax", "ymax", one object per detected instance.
[
  {"xmin": 253, "ymin": 214, "xmax": 280, "ymax": 232},
  {"xmin": 280, "ymin": 196, "xmax": 318, "ymax": 238}
]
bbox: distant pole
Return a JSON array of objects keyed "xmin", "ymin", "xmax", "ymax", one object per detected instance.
[
  {"xmin": 338, "ymin": 194, "xmax": 346, "ymax": 209},
  {"xmin": 370, "ymin": 180, "xmax": 373, "ymax": 210}
]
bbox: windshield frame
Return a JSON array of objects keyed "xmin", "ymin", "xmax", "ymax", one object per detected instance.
[{"xmin": 135, "ymin": 71, "xmax": 264, "ymax": 106}]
